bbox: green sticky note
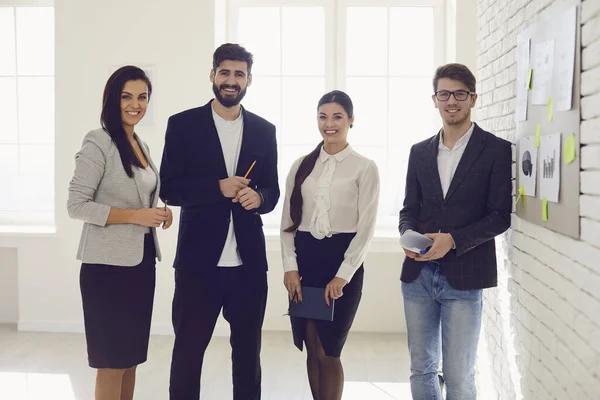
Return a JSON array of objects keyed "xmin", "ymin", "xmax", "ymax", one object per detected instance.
[
  {"xmin": 542, "ymin": 198, "xmax": 549, "ymax": 221},
  {"xmin": 516, "ymin": 184, "xmax": 525, "ymax": 204},
  {"xmin": 564, "ymin": 133, "xmax": 576, "ymax": 164},
  {"xmin": 547, "ymin": 97, "xmax": 554, "ymax": 122},
  {"xmin": 527, "ymin": 69, "xmax": 533, "ymax": 90},
  {"xmin": 534, "ymin": 124, "xmax": 541, "ymax": 147}
]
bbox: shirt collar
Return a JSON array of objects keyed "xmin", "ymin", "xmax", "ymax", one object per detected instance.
[
  {"xmin": 439, "ymin": 123, "xmax": 475, "ymax": 150},
  {"xmin": 319, "ymin": 144, "xmax": 353, "ymax": 163}
]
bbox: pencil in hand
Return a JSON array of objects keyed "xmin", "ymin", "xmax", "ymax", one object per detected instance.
[{"xmin": 244, "ymin": 160, "xmax": 257, "ymax": 179}]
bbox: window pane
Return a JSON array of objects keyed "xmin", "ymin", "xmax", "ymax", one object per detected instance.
[
  {"xmin": 0, "ymin": 78, "xmax": 17, "ymax": 143},
  {"xmin": 238, "ymin": 7, "xmax": 281, "ymax": 76},
  {"xmin": 281, "ymin": 77, "xmax": 325, "ymax": 146},
  {"xmin": 282, "ymin": 7, "xmax": 325, "ymax": 76},
  {"xmin": 388, "ymin": 77, "xmax": 438, "ymax": 146},
  {"xmin": 0, "ymin": 145, "xmax": 18, "ymax": 210},
  {"xmin": 0, "ymin": 8, "xmax": 16, "ymax": 76},
  {"xmin": 16, "ymin": 7, "xmax": 54, "ymax": 76},
  {"xmin": 389, "ymin": 7, "xmax": 434, "ymax": 76},
  {"xmin": 242, "ymin": 76, "xmax": 281, "ymax": 133},
  {"xmin": 18, "ymin": 77, "xmax": 54, "ymax": 144},
  {"xmin": 346, "ymin": 7, "xmax": 387, "ymax": 76},
  {"xmin": 384, "ymin": 145, "xmax": 411, "ymax": 217},
  {"xmin": 346, "ymin": 77, "xmax": 388, "ymax": 146},
  {"xmin": 19, "ymin": 144, "xmax": 54, "ymax": 211}
]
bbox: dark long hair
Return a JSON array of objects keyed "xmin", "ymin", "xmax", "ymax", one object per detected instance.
[
  {"xmin": 100, "ymin": 66, "xmax": 152, "ymax": 178},
  {"xmin": 284, "ymin": 90, "xmax": 354, "ymax": 232}
]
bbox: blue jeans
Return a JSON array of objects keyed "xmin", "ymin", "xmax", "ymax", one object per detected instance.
[{"xmin": 401, "ymin": 262, "xmax": 482, "ymax": 400}]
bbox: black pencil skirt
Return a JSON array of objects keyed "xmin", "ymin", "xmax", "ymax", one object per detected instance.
[
  {"xmin": 79, "ymin": 233, "xmax": 156, "ymax": 369},
  {"xmin": 290, "ymin": 231, "xmax": 364, "ymax": 357}
]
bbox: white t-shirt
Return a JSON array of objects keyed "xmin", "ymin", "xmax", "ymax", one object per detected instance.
[{"xmin": 212, "ymin": 106, "xmax": 244, "ymax": 267}]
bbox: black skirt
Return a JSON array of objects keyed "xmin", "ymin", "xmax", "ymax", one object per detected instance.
[
  {"xmin": 290, "ymin": 231, "xmax": 364, "ymax": 357},
  {"xmin": 80, "ymin": 233, "xmax": 156, "ymax": 369}
]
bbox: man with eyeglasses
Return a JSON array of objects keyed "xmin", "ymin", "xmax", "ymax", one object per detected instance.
[{"xmin": 399, "ymin": 63, "xmax": 512, "ymax": 400}]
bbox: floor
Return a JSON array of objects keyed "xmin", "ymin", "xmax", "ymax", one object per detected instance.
[{"xmin": 0, "ymin": 324, "xmax": 413, "ymax": 400}]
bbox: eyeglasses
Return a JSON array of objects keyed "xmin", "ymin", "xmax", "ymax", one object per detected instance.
[{"xmin": 434, "ymin": 90, "xmax": 475, "ymax": 101}]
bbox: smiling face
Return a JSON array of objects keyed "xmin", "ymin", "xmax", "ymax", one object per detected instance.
[
  {"xmin": 317, "ymin": 102, "xmax": 354, "ymax": 148},
  {"xmin": 210, "ymin": 59, "xmax": 252, "ymax": 108},
  {"xmin": 120, "ymin": 79, "xmax": 149, "ymax": 130},
  {"xmin": 432, "ymin": 77, "xmax": 477, "ymax": 128}
]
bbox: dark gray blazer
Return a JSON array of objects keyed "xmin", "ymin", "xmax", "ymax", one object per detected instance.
[
  {"xmin": 399, "ymin": 123, "xmax": 512, "ymax": 290},
  {"xmin": 67, "ymin": 128, "xmax": 162, "ymax": 266}
]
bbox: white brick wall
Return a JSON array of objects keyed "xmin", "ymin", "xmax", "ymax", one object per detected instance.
[{"xmin": 476, "ymin": 0, "xmax": 600, "ymax": 399}]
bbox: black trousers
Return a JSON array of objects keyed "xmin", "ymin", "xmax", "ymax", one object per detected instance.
[{"xmin": 169, "ymin": 266, "xmax": 268, "ymax": 400}]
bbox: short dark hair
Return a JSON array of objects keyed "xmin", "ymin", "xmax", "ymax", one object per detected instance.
[
  {"xmin": 212, "ymin": 43, "xmax": 254, "ymax": 74},
  {"xmin": 101, "ymin": 65, "xmax": 152, "ymax": 178},
  {"xmin": 432, "ymin": 63, "xmax": 476, "ymax": 93}
]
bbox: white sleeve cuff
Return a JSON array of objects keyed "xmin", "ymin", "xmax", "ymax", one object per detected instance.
[
  {"xmin": 282, "ymin": 256, "xmax": 299, "ymax": 273},
  {"xmin": 335, "ymin": 262, "xmax": 356, "ymax": 283}
]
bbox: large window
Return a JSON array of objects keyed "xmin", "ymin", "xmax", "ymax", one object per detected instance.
[
  {"xmin": 228, "ymin": 0, "xmax": 444, "ymax": 234},
  {"xmin": 0, "ymin": 5, "xmax": 54, "ymax": 226}
]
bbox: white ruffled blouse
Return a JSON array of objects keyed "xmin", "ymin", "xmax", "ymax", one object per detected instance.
[{"xmin": 280, "ymin": 145, "xmax": 380, "ymax": 282}]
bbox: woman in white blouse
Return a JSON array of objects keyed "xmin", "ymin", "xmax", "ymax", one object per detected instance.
[{"xmin": 281, "ymin": 90, "xmax": 380, "ymax": 400}]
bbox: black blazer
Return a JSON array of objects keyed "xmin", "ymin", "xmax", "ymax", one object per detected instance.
[
  {"xmin": 159, "ymin": 100, "xmax": 279, "ymax": 273},
  {"xmin": 399, "ymin": 123, "xmax": 512, "ymax": 290}
]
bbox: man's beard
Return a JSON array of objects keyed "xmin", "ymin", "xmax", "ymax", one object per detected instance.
[{"xmin": 213, "ymin": 83, "xmax": 247, "ymax": 108}]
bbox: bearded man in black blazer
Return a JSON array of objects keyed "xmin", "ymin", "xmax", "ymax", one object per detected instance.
[
  {"xmin": 160, "ymin": 43, "xmax": 279, "ymax": 400},
  {"xmin": 399, "ymin": 63, "xmax": 512, "ymax": 400}
]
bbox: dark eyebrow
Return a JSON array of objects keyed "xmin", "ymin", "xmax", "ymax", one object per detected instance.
[{"xmin": 121, "ymin": 91, "xmax": 147, "ymax": 96}]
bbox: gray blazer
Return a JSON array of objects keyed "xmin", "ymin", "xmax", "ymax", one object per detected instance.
[{"xmin": 67, "ymin": 128, "xmax": 162, "ymax": 266}]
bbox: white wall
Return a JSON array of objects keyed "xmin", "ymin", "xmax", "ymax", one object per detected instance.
[
  {"xmin": 476, "ymin": 0, "xmax": 600, "ymax": 398},
  {"xmin": 0, "ymin": 247, "xmax": 18, "ymax": 323}
]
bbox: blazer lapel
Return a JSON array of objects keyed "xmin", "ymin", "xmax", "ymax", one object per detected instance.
[
  {"xmin": 443, "ymin": 124, "xmax": 487, "ymax": 203},
  {"xmin": 425, "ymin": 130, "xmax": 445, "ymax": 205}
]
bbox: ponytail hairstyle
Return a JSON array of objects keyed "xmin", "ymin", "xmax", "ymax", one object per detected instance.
[{"xmin": 284, "ymin": 90, "xmax": 354, "ymax": 232}]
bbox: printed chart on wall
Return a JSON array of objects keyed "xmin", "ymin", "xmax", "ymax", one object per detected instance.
[
  {"xmin": 518, "ymin": 136, "xmax": 537, "ymax": 197},
  {"xmin": 539, "ymin": 133, "xmax": 561, "ymax": 202},
  {"xmin": 531, "ymin": 40, "xmax": 554, "ymax": 105}
]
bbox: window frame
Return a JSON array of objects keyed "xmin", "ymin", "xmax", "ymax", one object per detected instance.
[
  {"xmin": 0, "ymin": 4, "xmax": 55, "ymax": 227},
  {"xmin": 226, "ymin": 0, "xmax": 446, "ymax": 237}
]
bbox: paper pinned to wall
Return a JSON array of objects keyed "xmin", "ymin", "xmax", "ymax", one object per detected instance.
[
  {"xmin": 516, "ymin": 38, "xmax": 531, "ymax": 122},
  {"xmin": 553, "ymin": 5, "xmax": 577, "ymax": 111},
  {"xmin": 531, "ymin": 40, "xmax": 555, "ymax": 105},
  {"xmin": 518, "ymin": 136, "xmax": 538, "ymax": 197},
  {"xmin": 539, "ymin": 133, "xmax": 561, "ymax": 203}
]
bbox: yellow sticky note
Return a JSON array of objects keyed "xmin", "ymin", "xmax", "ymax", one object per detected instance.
[
  {"xmin": 564, "ymin": 133, "xmax": 576, "ymax": 164},
  {"xmin": 516, "ymin": 184, "xmax": 525, "ymax": 204},
  {"xmin": 547, "ymin": 97, "xmax": 554, "ymax": 122},
  {"xmin": 534, "ymin": 124, "xmax": 541, "ymax": 147},
  {"xmin": 527, "ymin": 69, "xmax": 533, "ymax": 90},
  {"xmin": 542, "ymin": 198, "xmax": 549, "ymax": 221}
]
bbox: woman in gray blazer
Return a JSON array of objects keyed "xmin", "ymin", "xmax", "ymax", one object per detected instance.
[{"xmin": 67, "ymin": 66, "xmax": 172, "ymax": 400}]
